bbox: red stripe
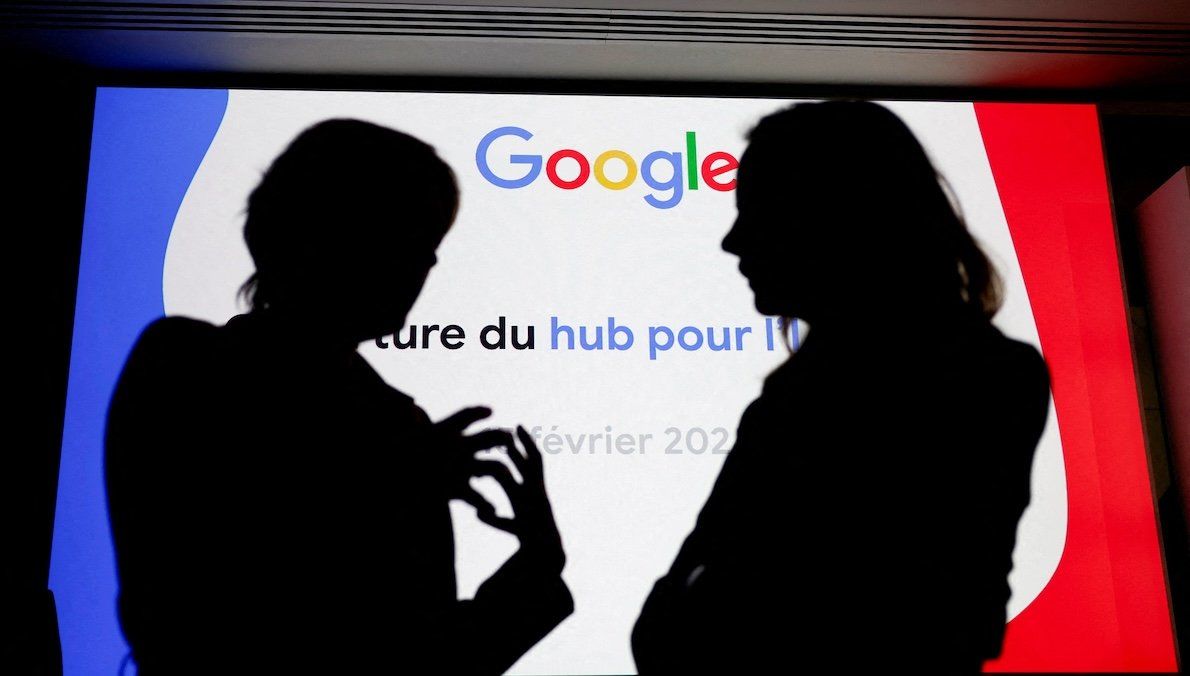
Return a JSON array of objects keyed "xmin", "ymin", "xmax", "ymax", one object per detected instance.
[{"xmin": 973, "ymin": 103, "xmax": 1176, "ymax": 671}]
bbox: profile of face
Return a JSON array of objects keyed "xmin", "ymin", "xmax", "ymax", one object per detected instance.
[
  {"xmin": 244, "ymin": 119, "xmax": 458, "ymax": 345},
  {"xmin": 722, "ymin": 101, "xmax": 978, "ymax": 327},
  {"xmin": 722, "ymin": 144, "xmax": 853, "ymax": 324}
]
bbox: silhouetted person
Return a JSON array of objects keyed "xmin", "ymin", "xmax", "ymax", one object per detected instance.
[
  {"xmin": 632, "ymin": 101, "xmax": 1050, "ymax": 673},
  {"xmin": 106, "ymin": 119, "xmax": 572, "ymax": 674}
]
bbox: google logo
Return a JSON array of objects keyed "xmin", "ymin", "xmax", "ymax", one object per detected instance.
[{"xmin": 475, "ymin": 126, "xmax": 738, "ymax": 209}]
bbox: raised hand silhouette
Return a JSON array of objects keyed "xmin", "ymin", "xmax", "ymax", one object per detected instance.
[{"xmin": 465, "ymin": 426, "xmax": 567, "ymax": 577}]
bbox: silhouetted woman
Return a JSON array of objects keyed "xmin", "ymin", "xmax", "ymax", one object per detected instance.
[
  {"xmin": 106, "ymin": 120, "xmax": 572, "ymax": 674},
  {"xmin": 632, "ymin": 101, "xmax": 1050, "ymax": 673}
]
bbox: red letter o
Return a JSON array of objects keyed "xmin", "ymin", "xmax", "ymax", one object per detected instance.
[{"xmin": 546, "ymin": 149, "xmax": 591, "ymax": 190}]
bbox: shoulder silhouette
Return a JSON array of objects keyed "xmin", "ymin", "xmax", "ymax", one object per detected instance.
[
  {"xmin": 633, "ymin": 101, "xmax": 1051, "ymax": 674},
  {"xmin": 106, "ymin": 119, "xmax": 572, "ymax": 674}
]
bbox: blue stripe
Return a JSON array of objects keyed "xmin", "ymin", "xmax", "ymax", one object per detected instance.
[{"xmin": 51, "ymin": 87, "xmax": 229, "ymax": 676}]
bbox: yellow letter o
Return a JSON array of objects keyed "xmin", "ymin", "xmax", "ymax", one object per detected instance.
[{"xmin": 594, "ymin": 150, "xmax": 638, "ymax": 190}]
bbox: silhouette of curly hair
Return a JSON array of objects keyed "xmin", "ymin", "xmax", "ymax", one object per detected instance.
[{"xmin": 240, "ymin": 118, "xmax": 459, "ymax": 311}]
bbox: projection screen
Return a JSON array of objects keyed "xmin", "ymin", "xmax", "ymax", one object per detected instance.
[{"xmin": 50, "ymin": 88, "xmax": 1176, "ymax": 674}]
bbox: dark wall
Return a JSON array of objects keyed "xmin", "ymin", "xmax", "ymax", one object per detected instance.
[
  {"xmin": 1102, "ymin": 104, "xmax": 1190, "ymax": 669},
  {"xmin": 1, "ymin": 50, "xmax": 93, "ymax": 675}
]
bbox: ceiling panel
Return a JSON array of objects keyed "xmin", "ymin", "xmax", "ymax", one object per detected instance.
[{"xmin": 2, "ymin": 1, "xmax": 1187, "ymax": 91}]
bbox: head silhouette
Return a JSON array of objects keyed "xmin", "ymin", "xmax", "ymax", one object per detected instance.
[
  {"xmin": 722, "ymin": 100, "xmax": 1001, "ymax": 328},
  {"xmin": 241, "ymin": 119, "xmax": 459, "ymax": 343}
]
